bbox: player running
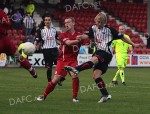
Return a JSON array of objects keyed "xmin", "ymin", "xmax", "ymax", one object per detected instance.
[{"xmin": 112, "ymin": 25, "xmax": 133, "ymax": 86}]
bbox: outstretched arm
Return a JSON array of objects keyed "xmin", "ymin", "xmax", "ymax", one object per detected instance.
[
  {"xmin": 122, "ymin": 36, "xmax": 142, "ymax": 47},
  {"xmin": 65, "ymin": 39, "xmax": 80, "ymax": 46}
]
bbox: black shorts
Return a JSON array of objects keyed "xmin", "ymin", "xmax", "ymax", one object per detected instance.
[
  {"xmin": 42, "ymin": 48, "xmax": 58, "ymax": 67},
  {"xmin": 92, "ymin": 50, "xmax": 112, "ymax": 74}
]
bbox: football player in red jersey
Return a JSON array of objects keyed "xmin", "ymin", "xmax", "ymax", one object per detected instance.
[
  {"xmin": 37, "ymin": 17, "xmax": 90, "ymax": 102},
  {"xmin": 0, "ymin": 8, "xmax": 37, "ymax": 78}
]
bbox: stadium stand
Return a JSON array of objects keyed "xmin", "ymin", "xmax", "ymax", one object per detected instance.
[{"xmin": 5, "ymin": 0, "xmax": 149, "ymax": 54}]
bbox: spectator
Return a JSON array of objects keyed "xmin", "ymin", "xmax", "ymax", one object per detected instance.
[
  {"xmin": 27, "ymin": 34, "xmax": 35, "ymax": 43},
  {"xmin": 25, "ymin": 0, "xmax": 35, "ymax": 17},
  {"xmin": 31, "ymin": 22, "xmax": 37, "ymax": 35},
  {"xmin": 23, "ymin": 13, "xmax": 34, "ymax": 35},
  {"xmin": 13, "ymin": 10, "xmax": 22, "ymax": 29},
  {"xmin": 18, "ymin": 4, "xmax": 25, "ymax": 18}
]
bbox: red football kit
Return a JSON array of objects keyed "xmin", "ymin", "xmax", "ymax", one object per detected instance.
[
  {"xmin": 0, "ymin": 9, "xmax": 37, "ymax": 78},
  {"xmin": 55, "ymin": 31, "xmax": 88, "ymax": 77}
]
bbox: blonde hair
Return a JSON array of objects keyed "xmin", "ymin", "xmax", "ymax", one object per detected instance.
[{"xmin": 94, "ymin": 12, "xmax": 107, "ymax": 24}]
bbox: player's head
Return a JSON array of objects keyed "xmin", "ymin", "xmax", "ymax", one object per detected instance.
[
  {"xmin": 94, "ymin": 12, "xmax": 107, "ymax": 28},
  {"xmin": 44, "ymin": 15, "xmax": 51, "ymax": 27},
  {"xmin": 64, "ymin": 17, "xmax": 75, "ymax": 31},
  {"xmin": 119, "ymin": 25, "xmax": 126, "ymax": 34}
]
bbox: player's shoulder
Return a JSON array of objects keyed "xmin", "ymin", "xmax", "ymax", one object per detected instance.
[
  {"xmin": 75, "ymin": 31, "xmax": 81, "ymax": 35},
  {"xmin": 60, "ymin": 31, "xmax": 66, "ymax": 35},
  {"xmin": 124, "ymin": 34, "xmax": 130, "ymax": 39}
]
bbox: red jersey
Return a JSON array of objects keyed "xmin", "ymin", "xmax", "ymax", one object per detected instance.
[
  {"xmin": 0, "ymin": 9, "xmax": 11, "ymax": 36},
  {"xmin": 58, "ymin": 31, "xmax": 87, "ymax": 61}
]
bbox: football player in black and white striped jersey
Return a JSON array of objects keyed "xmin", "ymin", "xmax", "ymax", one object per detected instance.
[
  {"xmin": 34, "ymin": 15, "xmax": 60, "ymax": 82},
  {"xmin": 64, "ymin": 12, "xmax": 142, "ymax": 103}
]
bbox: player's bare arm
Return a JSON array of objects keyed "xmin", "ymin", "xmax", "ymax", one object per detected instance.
[
  {"xmin": 65, "ymin": 39, "xmax": 80, "ymax": 46},
  {"xmin": 76, "ymin": 34, "xmax": 89, "ymax": 41}
]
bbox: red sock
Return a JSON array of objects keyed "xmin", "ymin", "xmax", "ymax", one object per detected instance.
[
  {"xmin": 43, "ymin": 81, "xmax": 56, "ymax": 98},
  {"xmin": 72, "ymin": 77, "xmax": 79, "ymax": 98},
  {"xmin": 18, "ymin": 56, "xmax": 31, "ymax": 70}
]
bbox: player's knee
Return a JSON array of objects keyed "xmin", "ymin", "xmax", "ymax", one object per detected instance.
[
  {"xmin": 18, "ymin": 55, "xmax": 25, "ymax": 62},
  {"xmin": 92, "ymin": 70, "xmax": 103, "ymax": 79},
  {"xmin": 53, "ymin": 73, "xmax": 61, "ymax": 82},
  {"xmin": 70, "ymin": 72, "xmax": 78, "ymax": 78}
]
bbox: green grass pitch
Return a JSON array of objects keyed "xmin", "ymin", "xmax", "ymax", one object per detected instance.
[{"xmin": 0, "ymin": 67, "xmax": 150, "ymax": 114}]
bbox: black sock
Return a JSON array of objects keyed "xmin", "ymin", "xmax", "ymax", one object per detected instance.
[
  {"xmin": 47, "ymin": 68, "xmax": 52, "ymax": 82},
  {"xmin": 95, "ymin": 77, "xmax": 109, "ymax": 96},
  {"xmin": 76, "ymin": 61, "xmax": 94, "ymax": 72}
]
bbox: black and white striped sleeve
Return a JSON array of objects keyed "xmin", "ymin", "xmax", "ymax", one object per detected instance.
[{"xmin": 86, "ymin": 27, "xmax": 94, "ymax": 39}]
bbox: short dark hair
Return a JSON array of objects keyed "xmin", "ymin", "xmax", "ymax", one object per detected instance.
[{"xmin": 44, "ymin": 14, "xmax": 51, "ymax": 19}]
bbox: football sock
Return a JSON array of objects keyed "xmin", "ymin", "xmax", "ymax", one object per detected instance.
[
  {"xmin": 120, "ymin": 70, "xmax": 125, "ymax": 83},
  {"xmin": 95, "ymin": 77, "xmax": 109, "ymax": 96},
  {"xmin": 18, "ymin": 56, "xmax": 31, "ymax": 70},
  {"xmin": 47, "ymin": 68, "xmax": 52, "ymax": 82},
  {"xmin": 18, "ymin": 56, "xmax": 36, "ymax": 77},
  {"xmin": 72, "ymin": 77, "xmax": 79, "ymax": 98},
  {"xmin": 76, "ymin": 61, "xmax": 94, "ymax": 72},
  {"xmin": 112, "ymin": 69, "xmax": 120, "ymax": 81},
  {"xmin": 43, "ymin": 81, "xmax": 56, "ymax": 98}
]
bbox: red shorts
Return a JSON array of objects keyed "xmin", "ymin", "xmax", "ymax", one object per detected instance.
[
  {"xmin": 0, "ymin": 35, "xmax": 17, "ymax": 56},
  {"xmin": 55, "ymin": 60, "xmax": 78, "ymax": 77}
]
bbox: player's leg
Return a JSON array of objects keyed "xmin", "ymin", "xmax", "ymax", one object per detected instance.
[
  {"xmin": 70, "ymin": 72, "xmax": 79, "ymax": 102},
  {"xmin": 112, "ymin": 69, "xmax": 119, "ymax": 85},
  {"xmin": 52, "ymin": 48, "xmax": 63, "ymax": 86},
  {"xmin": 42, "ymin": 49, "xmax": 53, "ymax": 82},
  {"xmin": 120, "ymin": 57, "xmax": 127, "ymax": 86},
  {"xmin": 17, "ymin": 43, "xmax": 37, "ymax": 78},
  {"xmin": 64, "ymin": 50, "xmax": 104, "ymax": 74},
  {"xmin": 37, "ymin": 60, "xmax": 67, "ymax": 101},
  {"xmin": 119, "ymin": 68, "xmax": 125, "ymax": 85},
  {"xmin": 1, "ymin": 37, "xmax": 37, "ymax": 78},
  {"xmin": 94, "ymin": 64, "xmax": 111, "ymax": 103},
  {"xmin": 112, "ymin": 55, "xmax": 122, "ymax": 85},
  {"xmin": 93, "ymin": 51, "xmax": 112, "ymax": 103},
  {"xmin": 68, "ymin": 61, "xmax": 80, "ymax": 102}
]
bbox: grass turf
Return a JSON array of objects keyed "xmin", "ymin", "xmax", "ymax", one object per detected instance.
[{"xmin": 0, "ymin": 67, "xmax": 150, "ymax": 114}]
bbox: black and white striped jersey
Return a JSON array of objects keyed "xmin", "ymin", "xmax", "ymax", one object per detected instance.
[
  {"xmin": 87, "ymin": 25, "xmax": 123, "ymax": 54},
  {"xmin": 23, "ymin": 16, "xmax": 34, "ymax": 29},
  {"xmin": 36, "ymin": 26, "xmax": 59, "ymax": 49}
]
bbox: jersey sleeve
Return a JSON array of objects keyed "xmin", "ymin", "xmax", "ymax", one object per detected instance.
[
  {"xmin": 124, "ymin": 34, "xmax": 132, "ymax": 47},
  {"xmin": 60, "ymin": 33, "xmax": 69, "ymax": 43},
  {"xmin": 55, "ymin": 32, "xmax": 58, "ymax": 40},
  {"xmin": 81, "ymin": 38, "xmax": 90, "ymax": 45},
  {"xmin": 112, "ymin": 40, "xmax": 116, "ymax": 48},
  {"xmin": 86, "ymin": 27, "xmax": 94, "ymax": 39}
]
